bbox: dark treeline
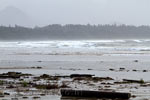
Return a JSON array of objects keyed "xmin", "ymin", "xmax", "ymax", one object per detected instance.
[{"xmin": 0, "ymin": 24, "xmax": 150, "ymax": 40}]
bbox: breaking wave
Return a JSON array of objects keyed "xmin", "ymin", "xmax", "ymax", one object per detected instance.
[{"xmin": 0, "ymin": 39, "xmax": 150, "ymax": 52}]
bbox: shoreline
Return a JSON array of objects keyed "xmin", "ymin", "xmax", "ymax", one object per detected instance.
[{"xmin": 0, "ymin": 41, "xmax": 150, "ymax": 99}]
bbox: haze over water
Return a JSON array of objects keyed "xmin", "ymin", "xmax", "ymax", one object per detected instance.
[{"xmin": 0, "ymin": 0, "xmax": 150, "ymax": 27}]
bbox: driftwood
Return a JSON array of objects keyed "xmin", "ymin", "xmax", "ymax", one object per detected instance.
[
  {"xmin": 61, "ymin": 89, "xmax": 131, "ymax": 99},
  {"xmin": 123, "ymin": 79, "xmax": 144, "ymax": 84},
  {"xmin": 70, "ymin": 74, "xmax": 94, "ymax": 78}
]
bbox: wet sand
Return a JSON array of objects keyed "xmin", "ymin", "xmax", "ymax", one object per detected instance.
[
  {"xmin": 0, "ymin": 54, "xmax": 150, "ymax": 100},
  {"xmin": 0, "ymin": 41, "xmax": 150, "ymax": 100}
]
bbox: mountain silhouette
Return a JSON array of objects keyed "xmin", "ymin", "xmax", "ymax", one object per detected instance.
[{"xmin": 0, "ymin": 6, "xmax": 35, "ymax": 27}]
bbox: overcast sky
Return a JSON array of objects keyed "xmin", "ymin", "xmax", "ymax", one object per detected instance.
[{"xmin": 0, "ymin": 0, "xmax": 150, "ymax": 27}]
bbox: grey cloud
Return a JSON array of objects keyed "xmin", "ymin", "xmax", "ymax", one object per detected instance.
[{"xmin": 0, "ymin": 0, "xmax": 150, "ymax": 27}]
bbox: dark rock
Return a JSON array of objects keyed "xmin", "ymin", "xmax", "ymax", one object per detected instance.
[
  {"xmin": 134, "ymin": 60, "xmax": 138, "ymax": 62},
  {"xmin": 92, "ymin": 77, "xmax": 114, "ymax": 81},
  {"xmin": 40, "ymin": 74, "xmax": 49, "ymax": 78},
  {"xmin": 4, "ymin": 92, "xmax": 10, "ymax": 95},
  {"xmin": 143, "ymin": 70, "xmax": 148, "ymax": 72},
  {"xmin": 70, "ymin": 74, "xmax": 94, "ymax": 78},
  {"xmin": 40, "ymin": 94, "xmax": 46, "ymax": 96},
  {"xmin": 32, "ymin": 96, "xmax": 40, "ymax": 99},
  {"xmin": 132, "ymin": 69, "xmax": 137, "ymax": 72},
  {"xmin": 131, "ymin": 95, "xmax": 136, "ymax": 98},
  {"xmin": 38, "ymin": 74, "xmax": 59, "ymax": 80},
  {"xmin": 109, "ymin": 68, "xmax": 115, "ymax": 71},
  {"xmin": 22, "ymin": 97, "xmax": 28, "ymax": 99},
  {"xmin": 37, "ymin": 66, "xmax": 42, "ymax": 69},
  {"xmin": 104, "ymin": 85, "xmax": 111, "ymax": 88},
  {"xmin": 88, "ymin": 69, "xmax": 93, "ymax": 70},
  {"xmin": 119, "ymin": 68, "xmax": 125, "ymax": 71}
]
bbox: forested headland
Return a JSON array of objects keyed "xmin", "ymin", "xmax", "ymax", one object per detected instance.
[{"xmin": 0, "ymin": 24, "xmax": 150, "ymax": 40}]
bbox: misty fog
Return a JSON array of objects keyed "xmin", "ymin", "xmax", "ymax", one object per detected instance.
[{"xmin": 0, "ymin": 0, "xmax": 150, "ymax": 27}]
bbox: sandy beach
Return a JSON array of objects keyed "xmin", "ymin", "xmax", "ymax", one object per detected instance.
[{"xmin": 0, "ymin": 40, "xmax": 150, "ymax": 100}]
